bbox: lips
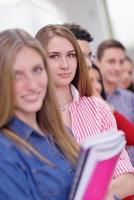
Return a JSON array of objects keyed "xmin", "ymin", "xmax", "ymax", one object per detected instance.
[
  {"xmin": 22, "ymin": 92, "xmax": 40, "ymax": 102},
  {"xmin": 58, "ymin": 73, "xmax": 71, "ymax": 78}
]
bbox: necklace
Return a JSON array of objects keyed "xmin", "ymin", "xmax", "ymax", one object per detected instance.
[
  {"xmin": 59, "ymin": 95, "xmax": 73, "ymax": 112},
  {"xmin": 60, "ymin": 106, "xmax": 66, "ymax": 112},
  {"xmin": 59, "ymin": 103, "xmax": 70, "ymax": 112}
]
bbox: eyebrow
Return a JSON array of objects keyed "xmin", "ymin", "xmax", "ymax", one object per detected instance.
[
  {"xmin": 48, "ymin": 49, "xmax": 76, "ymax": 54},
  {"xmin": 13, "ymin": 63, "xmax": 44, "ymax": 72},
  {"xmin": 107, "ymin": 58, "xmax": 116, "ymax": 61},
  {"xmin": 68, "ymin": 50, "xmax": 76, "ymax": 53},
  {"xmin": 13, "ymin": 69, "xmax": 24, "ymax": 75}
]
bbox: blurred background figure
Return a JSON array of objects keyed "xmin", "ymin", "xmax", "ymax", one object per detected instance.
[
  {"xmin": 96, "ymin": 39, "xmax": 134, "ymax": 123},
  {"xmin": 89, "ymin": 63, "xmax": 134, "ymax": 200},
  {"xmin": 96, "ymin": 39, "xmax": 134, "ymax": 167},
  {"xmin": 90, "ymin": 63, "xmax": 134, "ymax": 145},
  {"xmin": 63, "ymin": 23, "xmax": 94, "ymax": 69},
  {"xmin": 119, "ymin": 56, "xmax": 134, "ymax": 92}
]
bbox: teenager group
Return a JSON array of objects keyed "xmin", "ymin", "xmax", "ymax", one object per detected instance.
[{"xmin": 0, "ymin": 23, "xmax": 133, "ymax": 200}]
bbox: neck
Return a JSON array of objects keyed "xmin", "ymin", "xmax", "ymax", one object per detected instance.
[
  {"xmin": 54, "ymin": 85, "xmax": 73, "ymax": 107},
  {"xmin": 15, "ymin": 111, "xmax": 45, "ymax": 136},
  {"xmin": 15, "ymin": 111, "xmax": 38, "ymax": 130},
  {"xmin": 103, "ymin": 81, "xmax": 117, "ymax": 95}
]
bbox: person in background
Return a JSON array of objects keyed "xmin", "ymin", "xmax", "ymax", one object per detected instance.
[
  {"xmin": 0, "ymin": 28, "xmax": 80, "ymax": 200},
  {"xmin": 96, "ymin": 39, "xmax": 134, "ymax": 166},
  {"xmin": 119, "ymin": 56, "xmax": 134, "ymax": 93},
  {"xmin": 90, "ymin": 63, "xmax": 134, "ymax": 146},
  {"xmin": 89, "ymin": 63, "xmax": 134, "ymax": 200},
  {"xmin": 63, "ymin": 23, "xmax": 134, "ymax": 200},
  {"xmin": 96, "ymin": 39, "xmax": 134, "ymax": 122},
  {"xmin": 35, "ymin": 24, "xmax": 134, "ymax": 199},
  {"xmin": 64, "ymin": 23, "xmax": 94, "ymax": 69}
]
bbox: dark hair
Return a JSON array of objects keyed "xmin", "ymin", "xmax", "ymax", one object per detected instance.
[
  {"xmin": 125, "ymin": 56, "xmax": 134, "ymax": 92},
  {"xmin": 125, "ymin": 55, "xmax": 133, "ymax": 64},
  {"xmin": 97, "ymin": 39, "xmax": 126, "ymax": 61},
  {"xmin": 91, "ymin": 63, "xmax": 107, "ymax": 100},
  {"xmin": 63, "ymin": 23, "xmax": 93, "ymax": 42},
  {"xmin": 127, "ymin": 83, "xmax": 134, "ymax": 93}
]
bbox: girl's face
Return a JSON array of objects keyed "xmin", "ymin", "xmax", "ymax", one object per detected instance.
[
  {"xmin": 46, "ymin": 36, "xmax": 77, "ymax": 88},
  {"xmin": 89, "ymin": 68, "xmax": 102, "ymax": 97},
  {"xmin": 119, "ymin": 60, "xmax": 134, "ymax": 89},
  {"xmin": 13, "ymin": 46, "xmax": 48, "ymax": 118}
]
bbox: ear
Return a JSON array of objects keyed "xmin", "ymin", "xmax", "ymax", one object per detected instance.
[{"xmin": 95, "ymin": 59, "xmax": 101, "ymax": 69}]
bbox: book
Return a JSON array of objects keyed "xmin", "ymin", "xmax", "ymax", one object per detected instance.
[{"xmin": 69, "ymin": 129, "xmax": 126, "ymax": 200}]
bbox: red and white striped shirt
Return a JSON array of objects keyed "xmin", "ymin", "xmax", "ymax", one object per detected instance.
[{"xmin": 69, "ymin": 86, "xmax": 134, "ymax": 178}]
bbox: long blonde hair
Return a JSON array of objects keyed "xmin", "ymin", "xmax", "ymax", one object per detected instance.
[
  {"xmin": 0, "ymin": 28, "xmax": 79, "ymax": 164},
  {"xmin": 35, "ymin": 24, "xmax": 92, "ymax": 96}
]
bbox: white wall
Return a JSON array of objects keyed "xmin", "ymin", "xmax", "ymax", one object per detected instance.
[
  {"xmin": 0, "ymin": 0, "xmax": 111, "ymax": 51},
  {"xmin": 0, "ymin": 0, "xmax": 66, "ymax": 34}
]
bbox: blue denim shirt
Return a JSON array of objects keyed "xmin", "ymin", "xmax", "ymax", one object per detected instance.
[{"xmin": 0, "ymin": 117, "xmax": 76, "ymax": 200}]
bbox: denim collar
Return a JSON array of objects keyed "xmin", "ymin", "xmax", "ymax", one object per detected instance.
[
  {"xmin": 113, "ymin": 88, "xmax": 121, "ymax": 95},
  {"xmin": 7, "ymin": 116, "xmax": 34, "ymax": 140},
  {"xmin": 106, "ymin": 88, "xmax": 121, "ymax": 97}
]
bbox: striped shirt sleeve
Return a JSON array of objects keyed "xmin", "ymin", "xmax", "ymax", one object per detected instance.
[{"xmin": 70, "ymin": 96, "xmax": 134, "ymax": 177}]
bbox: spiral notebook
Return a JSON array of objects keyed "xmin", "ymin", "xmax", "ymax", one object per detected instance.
[{"xmin": 69, "ymin": 129, "xmax": 126, "ymax": 200}]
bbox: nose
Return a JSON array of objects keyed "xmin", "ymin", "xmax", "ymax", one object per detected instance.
[
  {"xmin": 26, "ymin": 75, "xmax": 37, "ymax": 90},
  {"xmin": 115, "ymin": 62, "xmax": 121, "ymax": 71},
  {"xmin": 60, "ymin": 57, "xmax": 69, "ymax": 69}
]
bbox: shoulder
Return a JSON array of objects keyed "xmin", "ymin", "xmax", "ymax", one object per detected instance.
[
  {"xmin": 0, "ymin": 132, "xmax": 13, "ymax": 150},
  {"xmin": 0, "ymin": 132, "xmax": 23, "ymax": 164},
  {"xmin": 118, "ymin": 88, "xmax": 134, "ymax": 98},
  {"xmin": 71, "ymin": 96, "xmax": 117, "ymax": 133},
  {"xmin": 73, "ymin": 95, "xmax": 115, "ymax": 120},
  {"xmin": 80, "ymin": 96, "xmax": 112, "ymax": 112}
]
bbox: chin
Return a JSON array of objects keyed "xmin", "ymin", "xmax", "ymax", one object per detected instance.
[
  {"xmin": 109, "ymin": 78, "xmax": 118, "ymax": 84},
  {"xmin": 22, "ymin": 103, "xmax": 43, "ymax": 113}
]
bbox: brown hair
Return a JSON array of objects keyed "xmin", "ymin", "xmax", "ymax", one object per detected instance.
[
  {"xmin": 35, "ymin": 24, "xmax": 92, "ymax": 96},
  {"xmin": 125, "ymin": 55, "xmax": 134, "ymax": 65},
  {"xmin": 97, "ymin": 39, "xmax": 126, "ymax": 61},
  {"xmin": 0, "ymin": 28, "xmax": 79, "ymax": 164}
]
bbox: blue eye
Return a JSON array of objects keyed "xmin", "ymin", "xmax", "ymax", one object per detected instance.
[
  {"xmin": 49, "ymin": 54, "xmax": 59, "ymax": 59},
  {"xmin": 33, "ymin": 66, "xmax": 44, "ymax": 74},
  {"xmin": 14, "ymin": 72, "xmax": 25, "ymax": 80},
  {"xmin": 68, "ymin": 53, "xmax": 76, "ymax": 58}
]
